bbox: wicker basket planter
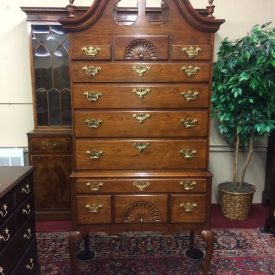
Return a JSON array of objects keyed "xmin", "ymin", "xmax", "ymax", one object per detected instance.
[{"xmin": 218, "ymin": 182, "xmax": 256, "ymax": 220}]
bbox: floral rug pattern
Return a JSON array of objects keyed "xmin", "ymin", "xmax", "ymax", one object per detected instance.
[{"xmin": 37, "ymin": 229, "xmax": 275, "ymax": 275}]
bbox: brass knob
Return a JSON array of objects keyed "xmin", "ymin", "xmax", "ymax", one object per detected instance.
[
  {"xmin": 86, "ymin": 181, "xmax": 104, "ymax": 192},
  {"xmin": 181, "ymin": 90, "xmax": 199, "ymax": 102},
  {"xmin": 133, "ymin": 142, "xmax": 150, "ymax": 153},
  {"xmin": 21, "ymin": 184, "xmax": 31, "ymax": 194},
  {"xmin": 132, "ymin": 65, "xmax": 150, "ymax": 76},
  {"xmin": 133, "ymin": 88, "xmax": 151, "ymax": 99},
  {"xmin": 181, "ymin": 65, "xmax": 200, "ymax": 77},
  {"xmin": 180, "ymin": 202, "xmax": 197, "ymax": 213},
  {"xmin": 81, "ymin": 46, "xmax": 100, "ymax": 58},
  {"xmin": 182, "ymin": 46, "xmax": 201, "ymax": 58},
  {"xmin": 180, "ymin": 149, "xmax": 197, "ymax": 159},
  {"xmin": 180, "ymin": 180, "xmax": 197, "ymax": 190},
  {"xmin": 23, "ymin": 228, "xmax": 32, "ymax": 240},
  {"xmin": 86, "ymin": 149, "xmax": 103, "ymax": 159},
  {"xmin": 133, "ymin": 181, "xmax": 150, "ymax": 191},
  {"xmin": 22, "ymin": 204, "xmax": 31, "ymax": 215},
  {"xmin": 83, "ymin": 91, "xmax": 102, "ymax": 102},
  {"xmin": 180, "ymin": 118, "xmax": 198, "ymax": 128},
  {"xmin": 0, "ymin": 228, "xmax": 10, "ymax": 242},
  {"xmin": 82, "ymin": 66, "xmax": 101, "ymax": 77},
  {"xmin": 0, "ymin": 204, "xmax": 8, "ymax": 217},
  {"xmin": 86, "ymin": 203, "xmax": 103, "ymax": 213},
  {"xmin": 85, "ymin": 118, "xmax": 102, "ymax": 129},
  {"xmin": 133, "ymin": 113, "xmax": 150, "ymax": 123}
]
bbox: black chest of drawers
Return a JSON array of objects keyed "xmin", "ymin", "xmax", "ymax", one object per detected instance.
[{"xmin": 0, "ymin": 166, "xmax": 39, "ymax": 275}]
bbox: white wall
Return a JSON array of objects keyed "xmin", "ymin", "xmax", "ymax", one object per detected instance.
[{"xmin": 0, "ymin": 0, "xmax": 274, "ymax": 203}]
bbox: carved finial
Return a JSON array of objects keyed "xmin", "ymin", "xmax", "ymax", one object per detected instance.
[
  {"xmin": 66, "ymin": 0, "xmax": 76, "ymax": 18},
  {"xmin": 206, "ymin": 0, "xmax": 215, "ymax": 18}
]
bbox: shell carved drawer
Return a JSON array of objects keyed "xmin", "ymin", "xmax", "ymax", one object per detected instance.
[{"xmin": 60, "ymin": 0, "xmax": 224, "ymax": 274}]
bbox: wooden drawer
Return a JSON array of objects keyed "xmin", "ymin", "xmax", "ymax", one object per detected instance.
[
  {"xmin": 71, "ymin": 62, "xmax": 210, "ymax": 83},
  {"xmin": 15, "ymin": 196, "xmax": 34, "ymax": 229},
  {"xmin": 74, "ymin": 110, "xmax": 208, "ymax": 138},
  {"xmin": 0, "ymin": 193, "xmax": 13, "ymax": 224},
  {"xmin": 75, "ymin": 178, "xmax": 207, "ymax": 194},
  {"xmin": 73, "ymin": 83, "xmax": 210, "ymax": 109},
  {"xmin": 171, "ymin": 194, "xmax": 206, "ymax": 223},
  {"xmin": 75, "ymin": 139, "xmax": 207, "ymax": 170},
  {"xmin": 0, "ymin": 215, "xmax": 16, "ymax": 251},
  {"xmin": 29, "ymin": 136, "xmax": 72, "ymax": 153},
  {"xmin": 14, "ymin": 176, "xmax": 33, "ymax": 206},
  {"xmin": 115, "ymin": 35, "xmax": 169, "ymax": 60},
  {"xmin": 115, "ymin": 195, "xmax": 167, "ymax": 223},
  {"xmin": 76, "ymin": 195, "xmax": 111, "ymax": 224},
  {"xmin": 171, "ymin": 45, "xmax": 211, "ymax": 60}
]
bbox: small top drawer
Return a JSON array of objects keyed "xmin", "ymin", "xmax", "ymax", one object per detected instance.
[
  {"xmin": 172, "ymin": 45, "xmax": 211, "ymax": 60},
  {"xmin": 29, "ymin": 136, "xmax": 72, "ymax": 153}
]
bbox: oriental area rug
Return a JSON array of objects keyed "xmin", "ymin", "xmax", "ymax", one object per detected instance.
[{"xmin": 37, "ymin": 229, "xmax": 275, "ymax": 275}]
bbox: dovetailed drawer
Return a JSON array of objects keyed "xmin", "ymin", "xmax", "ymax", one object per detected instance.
[
  {"xmin": 114, "ymin": 195, "xmax": 168, "ymax": 223},
  {"xmin": 74, "ymin": 110, "xmax": 208, "ymax": 138},
  {"xmin": 171, "ymin": 194, "xmax": 206, "ymax": 223},
  {"xmin": 76, "ymin": 195, "xmax": 111, "ymax": 224},
  {"xmin": 71, "ymin": 62, "xmax": 210, "ymax": 83},
  {"xmin": 75, "ymin": 139, "xmax": 207, "ymax": 170},
  {"xmin": 171, "ymin": 44, "xmax": 211, "ymax": 60},
  {"xmin": 75, "ymin": 178, "xmax": 207, "ymax": 194},
  {"xmin": 72, "ymin": 83, "xmax": 210, "ymax": 109}
]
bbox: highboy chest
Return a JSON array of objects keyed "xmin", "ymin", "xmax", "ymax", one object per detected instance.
[{"xmin": 60, "ymin": 0, "xmax": 224, "ymax": 273}]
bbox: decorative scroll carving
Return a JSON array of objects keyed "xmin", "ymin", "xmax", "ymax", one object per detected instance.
[
  {"xmin": 125, "ymin": 39, "xmax": 158, "ymax": 60},
  {"xmin": 122, "ymin": 200, "xmax": 162, "ymax": 223}
]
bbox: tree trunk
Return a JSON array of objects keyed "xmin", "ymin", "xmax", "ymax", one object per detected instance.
[{"xmin": 233, "ymin": 132, "xmax": 240, "ymax": 187}]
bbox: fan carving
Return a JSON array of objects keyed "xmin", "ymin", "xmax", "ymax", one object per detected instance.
[
  {"xmin": 125, "ymin": 39, "xmax": 158, "ymax": 60},
  {"xmin": 122, "ymin": 200, "xmax": 162, "ymax": 223}
]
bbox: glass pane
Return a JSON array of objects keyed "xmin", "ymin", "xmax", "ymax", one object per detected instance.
[
  {"xmin": 48, "ymin": 88, "xmax": 61, "ymax": 125},
  {"xmin": 61, "ymin": 89, "xmax": 72, "ymax": 125},
  {"xmin": 36, "ymin": 88, "xmax": 48, "ymax": 126},
  {"xmin": 51, "ymin": 26, "xmax": 67, "ymax": 43},
  {"xmin": 32, "ymin": 25, "xmax": 50, "ymax": 44}
]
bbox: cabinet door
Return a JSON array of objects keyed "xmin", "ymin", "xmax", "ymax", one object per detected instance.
[{"xmin": 30, "ymin": 155, "xmax": 72, "ymax": 220}]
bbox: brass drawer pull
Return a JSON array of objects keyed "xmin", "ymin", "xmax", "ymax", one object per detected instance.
[
  {"xmin": 182, "ymin": 46, "xmax": 201, "ymax": 58},
  {"xmin": 81, "ymin": 46, "xmax": 100, "ymax": 58},
  {"xmin": 86, "ymin": 149, "xmax": 103, "ymax": 159},
  {"xmin": 133, "ymin": 113, "xmax": 150, "ymax": 123},
  {"xmin": 181, "ymin": 90, "xmax": 199, "ymax": 102},
  {"xmin": 0, "ymin": 266, "xmax": 4, "ymax": 275},
  {"xmin": 0, "ymin": 228, "xmax": 10, "ymax": 242},
  {"xmin": 85, "ymin": 118, "xmax": 102, "ymax": 129},
  {"xmin": 180, "ymin": 149, "xmax": 197, "ymax": 159},
  {"xmin": 83, "ymin": 91, "xmax": 102, "ymax": 102},
  {"xmin": 133, "ymin": 88, "xmax": 151, "ymax": 99},
  {"xmin": 181, "ymin": 65, "xmax": 200, "ymax": 77},
  {"xmin": 86, "ymin": 203, "xmax": 103, "ymax": 213},
  {"xmin": 133, "ymin": 142, "xmax": 150, "ymax": 153},
  {"xmin": 22, "ymin": 204, "xmax": 31, "ymax": 215},
  {"xmin": 133, "ymin": 181, "xmax": 150, "ymax": 191},
  {"xmin": 133, "ymin": 65, "xmax": 150, "ymax": 76},
  {"xmin": 45, "ymin": 143, "xmax": 57, "ymax": 150},
  {"xmin": 180, "ymin": 180, "xmax": 197, "ymax": 190},
  {"xmin": 180, "ymin": 118, "xmax": 198, "ymax": 128},
  {"xmin": 180, "ymin": 202, "xmax": 197, "ymax": 213},
  {"xmin": 23, "ymin": 228, "xmax": 32, "ymax": 240},
  {"xmin": 26, "ymin": 258, "xmax": 34, "ymax": 270},
  {"xmin": 86, "ymin": 181, "xmax": 104, "ymax": 192},
  {"xmin": 0, "ymin": 204, "xmax": 8, "ymax": 218},
  {"xmin": 82, "ymin": 66, "xmax": 101, "ymax": 77},
  {"xmin": 21, "ymin": 184, "xmax": 31, "ymax": 194}
]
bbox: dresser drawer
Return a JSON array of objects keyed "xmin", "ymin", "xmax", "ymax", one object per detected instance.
[
  {"xmin": 29, "ymin": 136, "xmax": 72, "ymax": 153},
  {"xmin": 171, "ymin": 44, "xmax": 211, "ymax": 60},
  {"xmin": 115, "ymin": 195, "xmax": 167, "ymax": 223},
  {"xmin": 75, "ymin": 139, "xmax": 207, "ymax": 170},
  {"xmin": 73, "ymin": 83, "xmax": 210, "ymax": 109},
  {"xmin": 75, "ymin": 178, "xmax": 207, "ymax": 194},
  {"xmin": 171, "ymin": 194, "xmax": 206, "ymax": 223},
  {"xmin": 71, "ymin": 62, "xmax": 210, "ymax": 83},
  {"xmin": 0, "ymin": 215, "xmax": 16, "ymax": 251},
  {"xmin": 76, "ymin": 195, "xmax": 111, "ymax": 224},
  {"xmin": 14, "ymin": 175, "xmax": 33, "ymax": 206},
  {"xmin": 0, "ymin": 193, "xmax": 13, "ymax": 224},
  {"xmin": 74, "ymin": 110, "xmax": 208, "ymax": 138}
]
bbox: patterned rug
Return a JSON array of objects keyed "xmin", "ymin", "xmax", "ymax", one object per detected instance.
[{"xmin": 37, "ymin": 229, "xmax": 275, "ymax": 275}]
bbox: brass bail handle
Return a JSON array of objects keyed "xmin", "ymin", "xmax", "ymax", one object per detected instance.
[
  {"xmin": 22, "ymin": 204, "xmax": 31, "ymax": 215},
  {"xmin": 182, "ymin": 46, "xmax": 201, "ymax": 58},
  {"xmin": 133, "ymin": 142, "xmax": 150, "ymax": 153},
  {"xmin": 181, "ymin": 90, "xmax": 199, "ymax": 102},
  {"xmin": 180, "ymin": 202, "xmax": 197, "ymax": 213},
  {"xmin": 86, "ymin": 181, "xmax": 104, "ymax": 192},
  {"xmin": 26, "ymin": 258, "xmax": 34, "ymax": 270},
  {"xmin": 181, "ymin": 65, "xmax": 200, "ymax": 77},
  {"xmin": 81, "ymin": 46, "xmax": 101, "ymax": 58},
  {"xmin": 0, "ymin": 228, "xmax": 10, "ymax": 242},
  {"xmin": 180, "ymin": 180, "xmax": 197, "ymax": 190},
  {"xmin": 21, "ymin": 184, "xmax": 31, "ymax": 194},
  {"xmin": 86, "ymin": 203, "xmax": 103, "ymax": 213},
  {"xmin": 180, "ymin": 149, "xmax": 197, "ymax": 159},
  {"xmin": 133, "ymin": 181, "xmax": 151, "ymax": 191},
  {"xmin": 133, "ymin": 113, "xmax": 150, "ymax": 123},
  {"xmin": 83, "ymin": 91, "xmax": 102, "ymax": 102},
  {"xmin": 86, "ymin": 149, "xmax": 103, "ymax": 159}
]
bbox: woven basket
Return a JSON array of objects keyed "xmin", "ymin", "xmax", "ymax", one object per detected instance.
[{"xmin": 218, "ymin": 184, "xmax": 255, "ymax": 220}]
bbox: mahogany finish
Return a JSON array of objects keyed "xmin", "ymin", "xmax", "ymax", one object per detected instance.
[
  {"xmin": 0, "ymin": 166, "xmax": 39, "ymax": 275},
  {"xmin": 60, "ymin": 0, "xmax": 224, "ymax": 274}
]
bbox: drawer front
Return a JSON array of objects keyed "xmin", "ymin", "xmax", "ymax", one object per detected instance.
[
  {"xmin": 0, "ymin": 193, "xmax": 13, "ymax": 224},
  {"xmin": 115, "ymin": 35, "xmax": 169, "ymax": 60},
  {"xmin": 75, "ymin": 178, "xmax": 207, "ymax": 194},
  {"xmin": 73, "ymin": 83, "xmax": 210, "ymax": 109},
  {"xmin": 71, "ymin": 62, "xmax": 210, "ymax": 83},
  {"xmin": 171, "ymin": 194, "xmax": 206, "ymax": 223},
  {"xmin": 75, "ymin": 139, "xmax": 207, "ymax": 170},
  {"xmin": 11, "ymin": 240, "xmax": 38, "ymax": 275},
  {"xmin": 15, "ymin": 196, "xmax": 34, "ymax": 229},
  {"xmin": 115, "ymin": 195, "xmax": 167, "ymax": 223},
  {"xmin": 76, "ymin": 195, "xmax": 111, "ymax": 224},
  {"xmin": 171, "ymin": 45, "xmax": 211, "ymax": 60},
  {"xmin": 14, "ymin": 176, "xmax": 33, "ymax": 206},
  {"xmin": 74, "ymin": 110, "xmax": 208, "ymax": 138},
  {"xmin": 29, "ymin": 136, "xmax": 72, "ymax": 153},
  {"xmin": 0, "ymin": 215, "xmax": 16, "ymax": 251}
]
